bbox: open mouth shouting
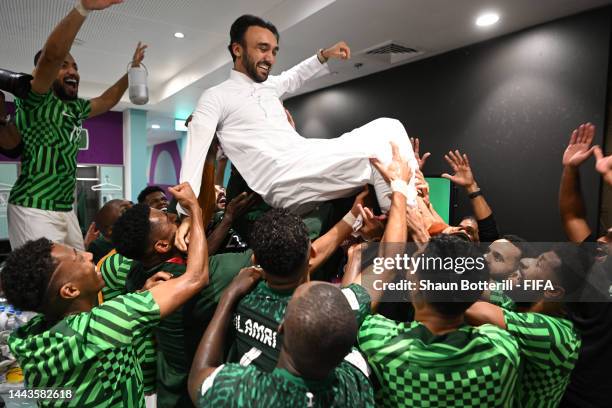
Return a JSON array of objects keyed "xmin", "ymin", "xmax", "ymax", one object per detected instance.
[{"xmin": 64, "ymin": 76, "xmax": 79, "ymax": 93}]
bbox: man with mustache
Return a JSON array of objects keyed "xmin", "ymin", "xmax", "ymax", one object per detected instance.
[
  {"xmin": 180, "ymin": 14, "xmax": 419, "ymax": 220},
  {"xmin": 7, "ymin": 0, "xmax": 146, "ymax": 251}
]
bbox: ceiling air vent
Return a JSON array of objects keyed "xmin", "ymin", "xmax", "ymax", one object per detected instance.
[{"xmin": 363, "ymin": 41, "xmax": 423, "ymax": 64}]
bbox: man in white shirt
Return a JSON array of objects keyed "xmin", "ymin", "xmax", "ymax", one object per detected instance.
[{"xmin": 181, "ymin": 14, "xmax": 417, "ymax": 216}]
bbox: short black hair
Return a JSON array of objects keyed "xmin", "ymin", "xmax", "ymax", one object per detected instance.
[
  {"xmin": 502, "ymin": 234, "xmax": 537, "ymax": 259},
  {"xmin": 249, "ymin": 208, "xmax": 309, "ymax": 278},
  {"xmin": 0, "ymin": 238, "xmax": 57, "ymax": 311},
  {"xmin": 137, "ymin": 185, "xmax": 165, "ymax": 204},
  {"xmin": 550, "ymin": 243, "xmax": 590, "ymax": 301},
  {"xmin": 34, "ymin": 50, "xmax": 42, "ymax": 67},
  {"xmin": 228, "ymin": 14, "xmax": 279, "ymax": 62},
  {"xmin": 284, "ymin": 283, "xmax": 357, "ymax": 372},
  {"xmin": 417, "ymin": 235, "xmax": 488, "ymax": 317},
  {"xmin": 112, "ymin": 203, "xmax": 151, "ymax": 261}
]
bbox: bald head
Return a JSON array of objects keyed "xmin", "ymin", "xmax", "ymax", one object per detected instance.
[
  {"xmin": 95, "ymin": 199, "xmax": 132, "ymax": 238},
  {"xmin": 282, "ymin": 282, "xmax": 357, "ymax": 378}
]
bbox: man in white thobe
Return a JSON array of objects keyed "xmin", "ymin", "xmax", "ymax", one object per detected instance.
[{"xmin": 180, "ymin": 14, "xmax": 417, "ymax": 215}]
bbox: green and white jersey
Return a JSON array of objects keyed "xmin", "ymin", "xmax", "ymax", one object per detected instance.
[
  {"xmin": 10, "ymin": 89, "xmax": 91, "ymax": 211},
  {"xmin": 127, "ymin": 250, "xmax": 252, "ymax": 408},
  {"xmin": 8, "ymin": 291, "xmax": 160, "ymax": 407},
  {"xmin": 503, "ymin": 311, "xmax": 581, "ymax": 408},
  {"xmin": 231, "ymin": 283, "xmax": 371, "ymax": 372},
  {"xmin": 358, "ymin": 314, "xmax": 520, "ymax": 407},
  {"xmin": 196, "ymin": 350, "xmax": 374, "ymax": 407}
]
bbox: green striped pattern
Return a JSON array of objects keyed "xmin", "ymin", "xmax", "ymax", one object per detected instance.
[
  {"xmin": 198, "ymin": 361, "xmax": 374, "ymax": 407},
  {"xmin": 503, "ymin": 311, "xmax": 581, "ymax": 407},
  {"xmin": 358, "ymin": 314, "xmax": 520, "ymax": 407},
  {"xmin": 8, "ymin": 292, "xmax": 160, "ymax": 407},
  {"xmin": 99, "ymin": 253, "xmax": 157, "ymax": 395},
  {"xmin": 489, "ymin": 289, "xmax": 517, "ymax": 311},
  {"xmin": 100, "ymin": 253, "xmax": 132, "ymax": 301},
  {"xmin": 10, "ymin": 90, "xmax": 91, "ymax": 211}
]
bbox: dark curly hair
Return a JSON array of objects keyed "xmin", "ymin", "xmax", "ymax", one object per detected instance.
[
  {"xmin": 137, "ymin": 185, "xmax": 165, "ymax": 204},
  {"xmin": 228, "ymin": 14, "xmax": 279, "ymax": 62},
  {"xmin": 249, "ymin": 208, "xmax": 309, "ymax": 278},
  {"xmin": 417, "ymin": 235, "xmax": 488, "ymax": 317},
  {"xmin": 0, "ymin": 238, "xmax": 57, "ymax": 311},
  {"xmin": 111, "ymin": 203, "xmax": 151, "ymax": 261}
]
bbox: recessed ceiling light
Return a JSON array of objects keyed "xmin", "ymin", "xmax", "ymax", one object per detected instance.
[
  {"xmin": 151, "ymin": 124, "xmax": 160, "ymax": 129},
  {"xmin": 476, "ymin": 13, "xmax": 500, "ymax": 27},
  {"xmin": 174, "ymin": 32, "xmax": 185, "ymax": 39}
]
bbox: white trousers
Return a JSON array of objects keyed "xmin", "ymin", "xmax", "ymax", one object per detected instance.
[
  {"xmin": 7, "ymin": 204, "xmax": 84, "ymax": 250},
  {"xmin": 255, "ymin": 118, "xmax": 418, "ymax": 212}
]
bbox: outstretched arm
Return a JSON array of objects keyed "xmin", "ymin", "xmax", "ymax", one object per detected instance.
[
  {"xmin": 309, "ymin": 186, "xmax": 369, "ymax": 274},
  {"xmin": 188, "ymin": 267, "xmax": 261, "ymax": 404},
  {"xmin": 178, "ymin": 91, "xmax": 222, "ymax": 215},
  {"xmin": 149, "ymin": 183, "xmax": 209, "ymax": 318},
  {"xmin": 559, "ymin": 123, "xmax": 596, "ymax": 243},
  {"xmin": 594, "ymin": 146, "xmax": 612, "ymax": 187},
  {"xmin": 443, "ymin": 149, "xmax": 499, "ymax": 241},
  {"xmin": 274, "ymin": 41, "xmax": 350, "ymax": 95},
  {"xmin": 89, "ymin": 42, "xmax": 147, "ymax": 117},
  {"xmin": 31, "ymin": 0, "xmax": 123, "ymax": 95}
]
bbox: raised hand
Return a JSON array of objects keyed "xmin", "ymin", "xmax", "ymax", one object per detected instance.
[
  {"xmin": 81, "ymin": 0, "xmax": 124, "ymax": 11},
  {"xmin": 169, "ymin": 182, "xmax": 198, "ymax": 208},
  {"xmin": 442, "ymin": 150, "xmax": 476, "ymax": 189},
  {"xmin": 224, "ymin": 267, "xmax": 263, "ymax": 300},
  {"xmin": 370, "ymin": 141, "xmax": 412, "ymax": 183},
  {"xmin": 322, "ymin": 41, "xmax": 351, "ymax": 60},
  {"xmin": 410, "ymin": 137, "xmax": 431, "ymax": 170},
  {"xmin": 142, "ymin": 271, "xmax": 173, "ymax": 291},
  {"xmin": 224, "ymin": 192, "xmax": 257, "ymax": 222},
  {"xmin": 130, "ymin": 41, "xmax": 147, "ymax": 68},
  {"xmin": 562, "ymin": 123, "xmax": 596, "ymax": 167},
  {"xmin": 357, "ymin": 204, "xmax": 385, "ymax": 241},
  {"xmin": 83, "ymin": 222, "xmax": 100, "ymax": 248},
  {"xmin": 594, "ymin": 146, "xmax": 612, "ymax": 186}
]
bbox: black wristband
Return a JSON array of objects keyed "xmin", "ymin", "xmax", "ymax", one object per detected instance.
[{"xmin": 468, "ymin": 189, "xmax": 483, "ymax": 199}]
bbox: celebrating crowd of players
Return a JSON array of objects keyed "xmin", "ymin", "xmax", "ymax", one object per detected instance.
[{"xmin": 1, "ymin": 1, "xmax": 612, "ymax": 407}]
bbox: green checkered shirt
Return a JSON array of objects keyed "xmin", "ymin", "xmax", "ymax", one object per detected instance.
[
  {"xmin": 358, "ymin": 314, "xmax": 520, "ymax": 407},
  {"xmin": 196, "ymin": 353, "xmax": 374, "ymax": 407},
  {"xmin": 8, "ymin": 291, "xmax": 160, "ymax": 407},
  {"xmin": 503, "ymin": 311, "xmax": 581, "ymax": 407},
  {"xmin": 231, "ymin": 283, "xmax": 371, "ymax": 372},
  {"xmin": 10, "ymin": 89, "xmax": 90, "ymax": 211},
  {"xmin": 99, "ymin": 253, "xmax": 157, "ymax": 395}
]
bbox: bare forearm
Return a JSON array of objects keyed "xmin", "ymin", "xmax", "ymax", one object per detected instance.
[
  {"xmin": 188, "ymin": 292, "xmax": 237, "ymax": 401},
  {"xmin": 382, "ymin": 192, "xmax": 407, "ymax": 244},
  {"xmin": 206, "ymin": 216, "xmax": 232, "ymax": 255},
  {"xmin": 559, "ymin": 166, "xmax": 591, "ymax": 242},
  {"xmin": 465, "ymin": 183, "xmax": 492, "ymax": 220},
  {"xmin": 310, "ymin": 220, "xmax": 353, "ymax": 274},
  {"xmin": 41, "ymin": 9, "xmax": 86, "ymax": 62},
  {"xmin": 90, "ymin": 74, "xmax": 128, "ymax": 116}
]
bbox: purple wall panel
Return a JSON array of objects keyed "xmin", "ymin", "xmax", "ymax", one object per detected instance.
[{"xmin": 1, "ymin": 101, "xmax": 123, "ymax": 164}]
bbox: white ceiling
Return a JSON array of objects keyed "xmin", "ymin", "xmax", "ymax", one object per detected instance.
[{"xmin": 1, "ymin": 0, "xmax": 611, "ymax": 145}]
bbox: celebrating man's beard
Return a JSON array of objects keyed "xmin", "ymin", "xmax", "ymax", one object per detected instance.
[
  {"xmin": 52, "ymin": 78, "xmax": 78, "ymax": 101},
  {"xmin": 244, "ymin": 50, "xmax": 271, "ymax": 83}
]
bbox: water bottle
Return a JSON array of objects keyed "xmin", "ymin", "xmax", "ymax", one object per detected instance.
[{"xmin": 127, "ymin": 62, "xmax": 149, "ymax": 105}]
